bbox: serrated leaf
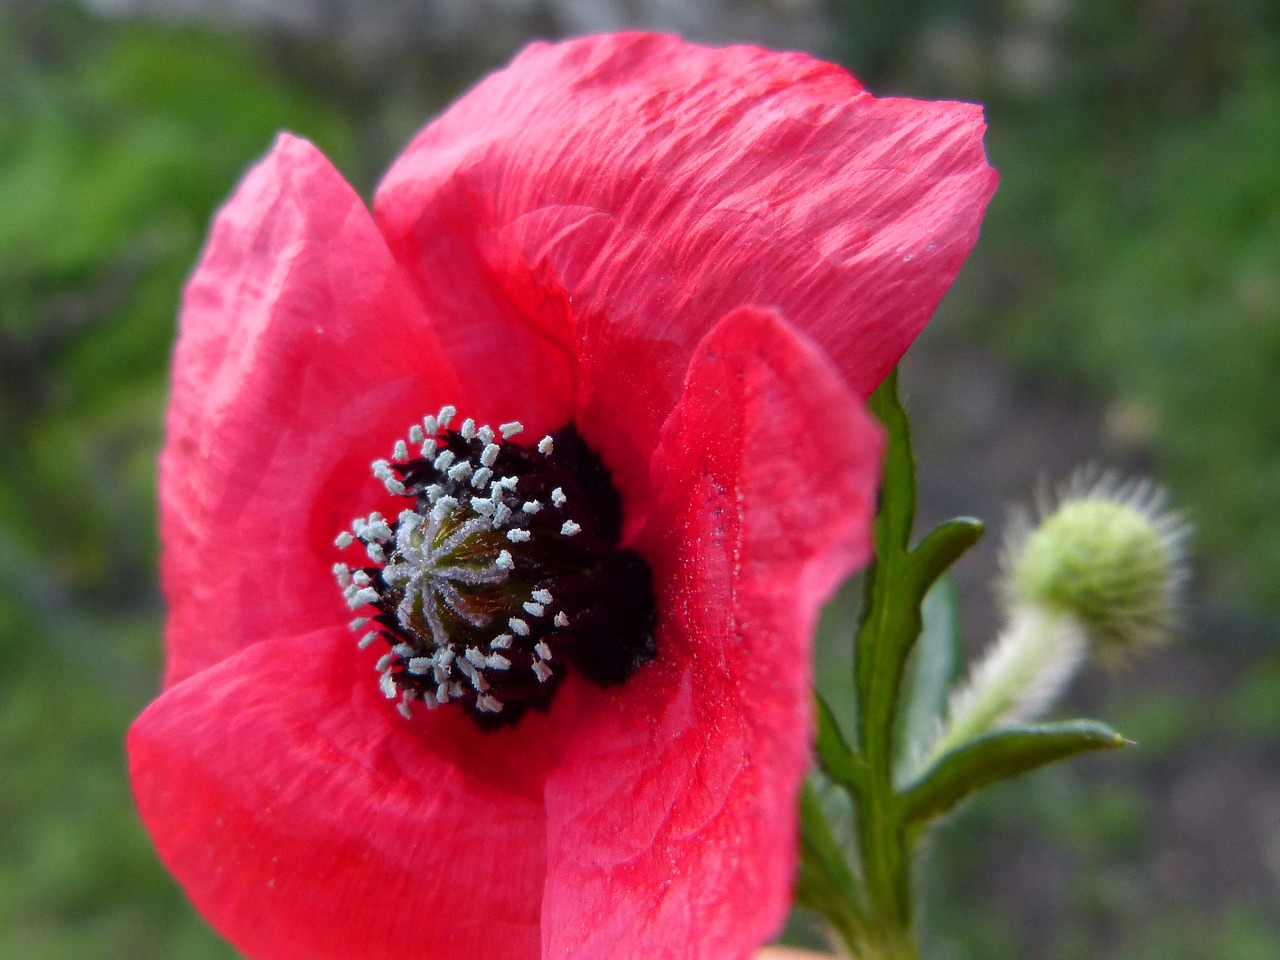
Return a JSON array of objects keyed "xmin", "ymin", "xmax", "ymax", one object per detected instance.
[
  {"xmin": 897, "ymin": 719, "xmax": 1129, "ymax": 826},
  {"xmin": 855, "ymin": 371, "xmax": 920, "ymax": 756},
  {"xmin": 796, "ymin": 777, "xmax": 869, "ymax": 954},
  {"xmin": 865, "ymin": 368, "xmax": 916, "ymax": 561},
  {"xmin": 898, "ymin": 576, "xmax": 963, "ymax": 768},
  {"xmin": 815, "ymin": 691, "xmax": 865, "ymax": 794},
  {"xmin": 907, "ymin": 517, "xmax": 984, "ymax": 596}
]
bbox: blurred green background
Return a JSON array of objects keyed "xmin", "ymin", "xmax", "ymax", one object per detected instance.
[{"xmin": 1, "ymin": 0, "xmax": 1277, "ymax": 957}]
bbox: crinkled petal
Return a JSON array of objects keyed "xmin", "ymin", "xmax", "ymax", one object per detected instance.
[
  {"xmin": 539, "ymin": 307, "xmax": 883, "ymax": 960},
  {"xmin": 376, "ymin": 31, "xmax": 993, "ymax": 514},
  {"xmin": 128, "ymin": 628, "xmax": 572, "ymax": 960},
  {"xmin": 161, "ymin": 134, "xmax": 471, "ymax": 687}
]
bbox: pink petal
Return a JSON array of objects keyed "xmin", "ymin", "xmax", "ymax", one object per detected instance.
[
  {"xmin": 128, "ymin": 628, "xmax": 570, "ymax": 960},
  {"xmin": 161, "ymin": 134, "xmax": 469, "ymax": 687},
  {"xmin": 375, "ymin": 32, "xmax": 993, "ymax": 516},
  {"xmin": 540, "ymin": 307, "xmax": 883, "ymax": 960}
]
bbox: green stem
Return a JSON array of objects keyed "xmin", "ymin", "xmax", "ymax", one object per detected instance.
[{"xmin": 854, "ymin": 738, "xmax": 918, "ymax": 959}]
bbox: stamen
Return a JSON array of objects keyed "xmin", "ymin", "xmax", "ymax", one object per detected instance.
[{"xmin": 337, "ymin": 416, "xmax": 656, "ymax": 727}]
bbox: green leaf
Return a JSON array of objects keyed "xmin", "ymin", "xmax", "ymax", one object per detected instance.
[
  {"xmin": 814, "ymin": 691, "xmax": 866, "ymax": 794},
  {"xmin": 897, "ymin": 576, "xmax": 963, "ymax": 767},
  {"xmin": 796, "ymin": 777, "xmax": 869, "ymax": 955},
  {"xmin": 866, "ymin": 368, "xmax": 917, "ymax": 562},
  {"xmin": 897, "ymin": 720, "xmax": 1130, "ymax": 826},
  {"xmin": 907, "ymin": 517, "xmax": 984, "ymax": 597},
  {"xmin": 855, "ymin": 371, "xmax": 920, "ymax": 756}
]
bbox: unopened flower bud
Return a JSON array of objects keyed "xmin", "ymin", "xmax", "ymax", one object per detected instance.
[
  {"xmin": 1009, "ymin": 473, "xmax": 1188, "ymax": 653},
  {"xmin": 917, "ymin": 473, "xmax": 1187, "ymax": 769}
]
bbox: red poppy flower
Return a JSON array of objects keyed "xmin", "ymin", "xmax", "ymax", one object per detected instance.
[{"xmin": 128, "ymin": 32, "xmax": 995, "ymax": 960}]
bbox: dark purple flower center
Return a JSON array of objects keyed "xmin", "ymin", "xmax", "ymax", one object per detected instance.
[{"xmin": 334, "ymin": 408, "xmax": 656, "ymax": 728}]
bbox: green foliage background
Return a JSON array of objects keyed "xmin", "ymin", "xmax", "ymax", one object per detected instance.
[{"xmin": 1, "ymin": 1, "xmax": 1277, "ymax": 957}]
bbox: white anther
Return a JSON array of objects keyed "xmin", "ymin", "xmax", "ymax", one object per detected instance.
[
  {"xmin": 358, "ymin": 631, "xmax": 380, "ymax": 649},
  {"xmin": 507, "ymin": 528, "xmax": 532, "ymax": 543},
  {"xmin": 352, "ymin": 570, "xmax": 371, "ymax": 586},
  {"xmin": 422, "ymin": 415, "xmax": 438, "ymax": 435},
  {"xmin": 491, "ymin": 633, "xmax": 513, "ymax": 649},
  {"xmin": 436, "ymin": 683, "xmax": 451, "ymax": 704},
  {"xmin": 372, "ymin": 459, "xmax": 393, "ymax": 480},
  {"xmin": 535, "ymin": 641, "xmax": 552, "ymax": 660},
  {"xmin": 350, "ymin": 587, "xmax": 379, "ymax": 608},
  {"xmin": 460, "ymin": 418, "xmax": 477, "ymax": 439},
  {"xmin": 376, "ymin": 652, "xmax": 394, "ymax": 672},
  {"xmin": 420, "ymin": 438, "xmax": 438, "ymax": 458},
  {"xmin": 397, "ymin": 700, "xmax": 413, "ymax": 719},
  {"xmin": 450, "ymin": 682, "xmax": 465, "ymax": 698},
  {"xmin": 448, "ymin": 461, "xmax": 473, "ymax": 482},
  {"xmin": 471, "ymin": 497, "xmax": 496, "ymax": 516},
  {"xmin": 409, "ymin": 424, "xmax": 424, "ymax": 444},
  {"xmin": 499, "ymin": 421, "xmax": 524, "ymax": 438},
  {"xmin": 522, "ymin": 500, "xmax": 543, "ymax": 514},
  {"xmin": 392, "ymin": 643, "xmax": 414, "ymax": 658},
  {"xmin": 380, "ymin": 672, "xmax": 398, "ymax": 698},
  {"xmin": 365, "ymin": 518, "xmax": 393, "ymax": 541},
  {"xmin": 431, "ymin": 495, "xmax": 459, "ymax": 523},
  {"xmin": 560, "ymin": 520, "xmax": 582, "ymax": 537},
  {"xmin": 533, "ymin": 661, "xmax": 553, "ymax": 683},
  {"xmin": 509, "ymin": 617, "xmax": 530, "ymax": 637},
  {"xmin": 425, "ymin": 484, "xmax": 443, "ymax": 502},
  {"xmin": 393, "ymin": 440, "xmax": 408, "ymax": 461},
  {"xmin": 523, "ymin": 601, "xmax": 545, "ymax": 617},
  {"xmin": 551, "ymin": 488, "xmax": 567, "ymax": 507},
  {"xmin": 477, "ymin": 425, "xmax": 495, "ymax": 443},
  {"xmin": 332, "ymin": 562, "xmax": 351, "ymax": 587},
  {"xmin": 480, "ymin": 443, "xmax": 500, "ymax": 467},
  {"xmin": 437, "ymin": 405, "xmax": 457, "ymax": 429},
  {"xmin": 495, "ymin": 550, "xmax": 515, "ymax": 571},
  {"xmin": 485, "ymin": 654, "xmax": 511, "ymax": 670},
  {"xmin": 349, "ymin": 617, "xmax": 369, "ymax": 630},
  {"xmin": 384, "ymin": 478, "xmax": 406, "ymax": 496},
  {"xmin": 366, "ymin": 543, "xmax": 386, "ymax": 563},
  {"xmin": 471, "ymin": 466, "xmax": 493, "ymax": 489},
  {"xmin": 492, "ymin": 503, "xmax": 513, "ymax": 527},
  {"xmin": 553, "ymin": 611, "xmax": 570, "ymax": 628},
  {"xmin": 408, "ymin": 657, "xmax": 433, "ymax": 674},
  {"xmin": 433, "ymin": 449, "xmax": 455, "ymax": 472},
  {"xmin": 335, "ymin": 531, "xmax": 354, "ymax": 549},
  {"xmin": 538, "ymin": 435, "xmax": 554, "ymax": 455},
  {"xmin": 477, "ymin": 694, "xmax": 504, "ymax": 713},
  {"xmin": 497, "ymin": 476, "xmax": 518, "ymax": 492},
  {"xmin": 352, "ymin": 517, "xmax": 368, "ymax": 537},
  {"xmin": 532, "ymin": 588, "xmax": 553, "ymax": 605},
  {"xmin": 465, "ymin": 647, "xmax": 486, "ymax": 668}
]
